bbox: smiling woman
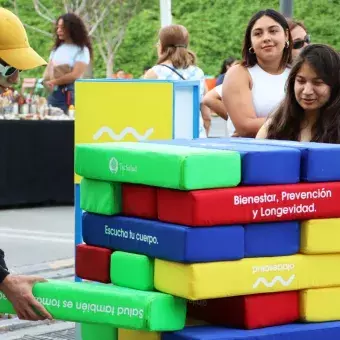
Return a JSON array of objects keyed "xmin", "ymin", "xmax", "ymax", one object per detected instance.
[
  {"xmin": 256, "ymin": 44, "xmax": 340, "ymax": 143},
  {"xmin": 222, "ymin": 9, "xmax": 293, "ymax": 138}
]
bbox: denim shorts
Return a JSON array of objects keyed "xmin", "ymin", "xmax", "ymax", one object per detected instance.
[{"xmin": 48, "ymin": 83, "xmax": 75, "ymax": 113}]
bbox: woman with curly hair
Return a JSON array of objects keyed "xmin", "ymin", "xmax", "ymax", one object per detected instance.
[
  {"xmin": 257, "ymin": 44, "xmax": 340, "ymax": 143},
  {"xmin": 43, "ymin": 13, "xmax": 93, "ymax": 113}
]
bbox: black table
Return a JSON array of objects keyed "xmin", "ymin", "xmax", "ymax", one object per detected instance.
[{"xmin": 0, "ymin": 119, "xmax": 74, "ymax": 207}]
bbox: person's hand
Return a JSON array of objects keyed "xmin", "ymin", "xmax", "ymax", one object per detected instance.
[
  {"xmin": 44, "ymin": 80, "xmax": 55, "ymax": 91},
  {"xmin": 232, "ymin": 131, "xmax": 240, "ymax": 137},
  {"xmin": 0, "ymin": 274, "xmax": 53, "ymax": 321}
]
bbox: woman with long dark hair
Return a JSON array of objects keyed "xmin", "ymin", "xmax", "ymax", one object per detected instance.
[
  {"xmin": 257, "ymin": 44, "xmax": 340, "ymax": 143},
  {"xmin": 43, "ymin": 13, "xmax": 92, "ymax": 113},
  {"xmin": 222, "ymin": 9, "xmax": 293, "ymax": 137}
]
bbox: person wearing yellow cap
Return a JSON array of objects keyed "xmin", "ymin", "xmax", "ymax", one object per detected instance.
[
  {"xmin": 0, "ymin": 7, "xmax": 46, "ymax": 92},
  {"xmin": 0, "ymin": 8, "xmax": 52, "ymax": 322}
]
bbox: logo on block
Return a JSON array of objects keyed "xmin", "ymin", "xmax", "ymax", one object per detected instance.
[{"xmin": 109, "ymin": 157, "xmax": 119, "ymax": 174}]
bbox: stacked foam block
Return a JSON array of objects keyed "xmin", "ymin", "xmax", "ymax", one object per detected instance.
[{"xmin": 74, "ymin": 138, "xmax": 340, "ymax": 340}]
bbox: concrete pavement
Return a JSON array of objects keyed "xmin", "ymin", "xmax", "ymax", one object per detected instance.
[
  {"xmin": 0, "ymin": 206, "xmax": 77, "ymax": 339},
  {"xmin": 0, "ymin": 206, "xmax": 74, "ymax": 269}
]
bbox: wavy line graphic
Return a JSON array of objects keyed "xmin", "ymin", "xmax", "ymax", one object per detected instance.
[
  {"xmin": 93, "ymin": 126, "xmax": 154, "ymax": 141},
  {"xmin": 252, "ymin": 275, "xmax": 295, "ymax": 289}
]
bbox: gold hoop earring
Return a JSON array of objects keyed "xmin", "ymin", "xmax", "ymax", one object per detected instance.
[{"xmin": 249, "ymin": 47, "xmax": 255, "ymax": 54}]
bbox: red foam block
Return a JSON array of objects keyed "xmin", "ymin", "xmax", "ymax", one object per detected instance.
[
  {"xmin": 122, "ymin": 184, "xmax": 157, "ymax": 219},
  {"xmin": 157, "ymin": 182, "xmax": 340, "ymax": 226},
  {"xmin": 75, "ymin": 244, "xmax": 113, "ymax": 283},
  {"xmin": 187, "ymin": 291, "xmax": 299, "ymax": 329}
]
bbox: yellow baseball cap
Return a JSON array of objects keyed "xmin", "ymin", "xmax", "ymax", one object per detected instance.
[{"xmin": 0, "ymin": 8, "xmax": 47, "ymax": 70}]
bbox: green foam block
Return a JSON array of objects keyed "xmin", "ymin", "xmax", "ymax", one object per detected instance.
[
  {"xmin": 0, "ymin": 280, "xmax": 186, "ymax": 331},
  {"xmin": 75, "ymin": 142, "xmax": 241, "ymax": 190},
  {"xmin": 81, "ymin": 323, "xmax": 117, "ymax": 340},
  {"xmin": 111, "ymin": 251, "xmax": 154, "ymax": 291},
  {"xmin": 80, "ymin": 178, "xmax": 121, "ymax": 215}
]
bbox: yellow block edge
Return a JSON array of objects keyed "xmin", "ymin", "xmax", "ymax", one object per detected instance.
[
  {"xmin": 301, "ymin": 218, "xmax": 340, "ymax": 254},
  {"xmin": 300, "ymin": 287, "xmax": 340, "ymax": 322}
]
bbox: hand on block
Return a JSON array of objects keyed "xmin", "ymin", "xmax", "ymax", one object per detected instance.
[{"xmin": 0, "ymin": 280, "xmax": 186, "ymax": 330}]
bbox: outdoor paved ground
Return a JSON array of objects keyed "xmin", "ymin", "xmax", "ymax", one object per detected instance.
[
  {"xmin": 0, "ymin": 206, "xmax": 77, "ymax": 339},
  {"xmin": 0, "ymin": 206, "xmax": 74, "ymax": 270}
]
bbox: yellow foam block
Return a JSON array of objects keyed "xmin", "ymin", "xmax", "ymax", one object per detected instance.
[
  {"xmin": 117, "ymin": 318, "xmax": 206, "ymax": 339},
  {"xmin": 154, "ymin": 254, "xmax": 340, "ymax": 300},
  {"xmin": 301, "ymin": 218, "xmax": 340, "ymax": 254},
  {"xmin": 300, "ymin": 287, "xmax": 340, "ymax": 322},
  {"xmin": 118, "ymin": 329, "xmax": 160, "ymax": 340}
]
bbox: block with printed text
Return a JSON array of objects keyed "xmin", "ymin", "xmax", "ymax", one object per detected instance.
[
  {"xmin": 154, "ymin": 254, "xmax": 340, "ymax": 300},
  {"xmin": 82, "ymin": 213, "xmax": 245, "ymax": 263},
  {"xmin": 157, "ymin": 182, "xmax": 340, "ymax": 226},
  {"xmin": 75, "ymin": 142, "xmax": 241, "ymax": 190},
  {"xmin": 0, "ymin": 280, "xmax": 187, "ymax": 330}
]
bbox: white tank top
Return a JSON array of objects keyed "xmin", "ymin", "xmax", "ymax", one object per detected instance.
[
  {"xmin": 227, "ymin": 63, "xmax": 290, "ymax": 136},
  {"xmin": 248, "ymin": 64, "xmax": 290, "ymax": 117}
]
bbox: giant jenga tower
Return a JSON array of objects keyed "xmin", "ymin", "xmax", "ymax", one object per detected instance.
[
  {"xmin": 2, "ymin": 138, "xmax": 340, "ymax": 339},
  {"xmin": 74, "ymin": 137, "xmax": 340, "ymax": 340}
]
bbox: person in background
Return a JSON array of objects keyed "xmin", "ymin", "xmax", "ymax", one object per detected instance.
[
  {"xmin": 257, "ymin": 44, "xmax": 340, "ymax": 143},
  {"xmin": 116, "ymin": 69, "xmax": 126, "ymax": 79},
  {"xmin": 222, "ymin": 9, "xmax": 292, "ymax": 137},
  {"xmin": 140, "ymin": 66, "xmax": 151, "ymax": 78},
  {"xmin": 287, "ymin": 19, "xmax": 310, "ymax": 60},
  {"xmin": 0, "ymin": 7, "xmax": 52, "ymax": 322},
  {"xmin": 43, "ymin": 13, "xmax": 92, "ymax": 113},
  {"xmin": 215, "ymin": 57, "xmax": 236, "ymax": 86},
  {"xmin": 202, "ymin": 84, "xmax": 227, "ymax": 120},
  {"xmin": 143, "ymin": 24, "xmax": 210, "ymax": 137}
]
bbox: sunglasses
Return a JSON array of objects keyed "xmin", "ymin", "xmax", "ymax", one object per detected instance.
[
  {"xmin": 293, "ymin": 34, "xmax": 311, "ymax": 50},
  {"xmin": 0, "ymin": 61, "xmax": 18, "ymax": 77}
]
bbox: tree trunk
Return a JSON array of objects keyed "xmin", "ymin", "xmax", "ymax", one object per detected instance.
[
  {"xmin": 83, "ymin": 61, "xmax": 94, "ymax": 79},
  {"xmin": 106, "ymin": 55, "xmax": 114, "ymax": 78}
]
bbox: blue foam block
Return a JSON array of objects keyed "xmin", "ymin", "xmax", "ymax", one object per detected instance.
[
  {"xmin": 162, "ymin": 322, "xmax": 340, "ymax": 340},
  {"xmin": 244, "ymin": 221, "xmax": 300, "ymax": 257},
  {"xmin": 204, "ymin": 137, "xmax": 340, "ymax": 182},
  {"xmin": 82, "ymin": 213, "xmax": 244, "ymax": 263},
  {"xmin": 145, "ymin": 139, "xmax": 300, "ymax": 185}
]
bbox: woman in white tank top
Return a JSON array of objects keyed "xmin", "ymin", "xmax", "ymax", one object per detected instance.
[{"xmin": 222, "ymin": 9, "xmax": 293, "ymax": 137}]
